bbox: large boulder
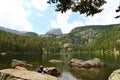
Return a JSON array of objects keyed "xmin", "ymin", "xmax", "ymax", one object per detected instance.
[
  {"xmin": 45, "ymin": 67, "xmax": 60, "ymax": 77},
  {"xmin": 69, "ymin": 58, "xmax": 105, "ymax": 68},
  {"xmin": 11, "ymin": 59, "xmax": 32, "ymax": 68},
  {"xmin": 108, "ymin": 69, "xmax": 120, "ymax": 80},
  {"xmin": 0, "ymin": 69, "xmax": 58, "ymax": 80}
]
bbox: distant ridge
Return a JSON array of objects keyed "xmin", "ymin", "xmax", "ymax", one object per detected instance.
[
  {"xmin": 0, "ymin": 26, "xmax": 23, "ymax": 34},
  {"xmin": 21, "ymin": 32, "xmax": 39, "ymax": 36},
  {"xmin": 0, "ymin": 26, "xmax": 39, "ymax": 36}
]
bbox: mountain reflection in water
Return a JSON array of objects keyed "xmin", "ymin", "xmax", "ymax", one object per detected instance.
[{"xmin": 59, "ymin": 71, "xmax": 77, "ymax": 80}]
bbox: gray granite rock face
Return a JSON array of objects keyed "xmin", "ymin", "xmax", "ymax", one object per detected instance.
[{"xmin": 46, "ymin": 28, "xmax": 62, "ymax": 35}]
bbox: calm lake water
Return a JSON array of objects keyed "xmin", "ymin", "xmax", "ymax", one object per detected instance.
[{"xmin": 0, "ymin": 52, "xmax": 120, "ymax": 80}]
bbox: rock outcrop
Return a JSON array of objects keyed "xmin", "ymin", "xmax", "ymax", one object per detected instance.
[
  {"xmin": 0, "ymin": 26, "xmax": 23, "ymax": 35},
  {"xmin": 0, "ymin": 69, "xmax": 58, "ymax": 80},
  {"xmin": 69, "ymin": 58, "xmax": 105, "ymax": 68},
  {"xmin": 108, "ymin": 69, "xmax": 120, "ymax": 80}
]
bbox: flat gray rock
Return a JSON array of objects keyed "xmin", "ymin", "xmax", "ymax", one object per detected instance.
[{"xmin": 0, "ymin": 69, "xmax": 57, "ymax": 80}]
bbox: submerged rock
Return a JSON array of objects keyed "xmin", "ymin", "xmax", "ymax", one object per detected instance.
[
  {"xmin": 49, "ymin": 59, "xmax": 63, "ymax": 63},
  {"xmin": 69, "ymin": 58, "xmax": 105, "ymax": 68},
  {"xmin": 0, "ymin": 69, "xmax": 58, "ymax": 80},
  {"xmin": 1, "ymin": 53, "xmax": 6, "ymax": 56},
  {"xmin": 11, "ymin": 59, "xmax": 32, "ymax": 68},
  {"xmin": 108, "ymin": 69, "xmax": 120, "ymax": 80}
]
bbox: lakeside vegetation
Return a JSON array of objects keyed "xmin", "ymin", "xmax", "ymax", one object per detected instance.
[
  {"xmin": 90, "ymin": 25, "xmax": 120, "ymax": 51},
  {"xmin": 0, "ymin": 30, "xmax": 63, "ymax": 53},
  {"xmin": 0, "ymin": 24, "xmax": 120, "ymax": 55}
]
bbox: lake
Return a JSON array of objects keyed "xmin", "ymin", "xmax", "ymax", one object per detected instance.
[{"xmin": 0, "ymin": 52, "xmax": 120, "ymax": 80}]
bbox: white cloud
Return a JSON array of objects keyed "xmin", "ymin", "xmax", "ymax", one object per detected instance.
[
  {"xmin": 37, "ymin": 13, "xmax": 42, "ymax": 17},
  {"xmin": 51, "ymin": 11, "xmax": 84, "ymax": 33},
  {"xmin": 32, "ymin": 0, "xmax": 49, "ymax": 11},
  {"xmin": 86, "ymin": 0, "xmax": 120, "ymax": 25},
  {"xmin": 24, "ymin": 1, "xmax": 32, "ymax": 10},
  {"xmin": 0, "ymin": 0, "xmax": 33, "ymax": 31},
  {"xmin": 50, "ymin": 0, "xmax": 120, "ymax": 34}
]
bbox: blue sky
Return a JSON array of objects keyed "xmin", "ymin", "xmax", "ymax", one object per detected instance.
[{"xmin": 0, "ymin": 0, "xmax": 120, "ymax": 34}]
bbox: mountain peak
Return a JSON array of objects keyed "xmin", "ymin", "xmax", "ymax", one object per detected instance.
[{"xmin": 46, "ymin": 28, "xmax": 62, "ymax": 35}]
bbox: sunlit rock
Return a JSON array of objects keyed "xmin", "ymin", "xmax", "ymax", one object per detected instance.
[{"xmin": 108, "ymin": 69, "xmax": 120, "ymax": 80}]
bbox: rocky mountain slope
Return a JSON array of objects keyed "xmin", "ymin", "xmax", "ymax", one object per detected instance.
[
  {"xmin": 56, "ymin": 24, "xmax": 120, "ymax": 45},
  {"xmin": 0, "ymin": 26, "xmax": 39, "ymax": 36},
  {"xmin": 21, "ymin": 32, "xmax": 39, "ymax": 36}
]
